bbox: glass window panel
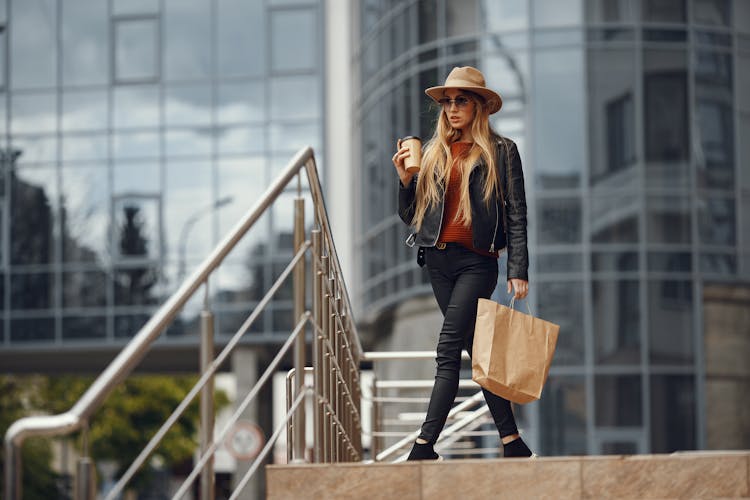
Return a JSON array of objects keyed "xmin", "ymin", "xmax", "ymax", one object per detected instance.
[
  {"xmin": 739, "ymin": 52, "xmax": 750, "ymax": 114},
  {"xmin": 113, "ymin": 162, "xmax": 160, "ymax": 195},
  {"xmin": 165, "ymin": 129, "xmax": 211, "ymax": 158},
  {"xmin": 164, "ymin": 0, "xmax": 211, "ymax": 80},
  {"xmin": 218, "ymin": 81, "xmax": 265, "ymax": 124},
  {"xmin": 62, "ymin": 134, "xmax": 108, "ymax": 162},
  {"xmin": 692, "ymin": 0, "xmax": 730, "ymax": 26},
  {"xmin": 698, "ymin": 196, "xmax": 735, "ymax": 245},
  {"xmin": 737, "ymin": 0, "xmax": 750, "ymax": 32},
  {"xmin": 537, "ymin": 282, "xmax": 584, "ymax": 365},
  {"xmin": 271, "ymin": 9, "xmax": 317, "ymax": 73},
  {"xmin": 11, "ymin": 168, "xmax": 57, "ymax": 265},
  {"xmin": 61, "ymin": 167, "xmax": 109, "ymax": 263},
  {"xmin": 590, "ymin": 195, "xmax": 640, "ymax": 243},
  {"xmin": 588, "ymin": 49, "xmax": 637, "ymax": 184},
  {"xmin": 114, "ymin": 313, "xmax": 150, "ymax": 338},
  {"xmin": 217, "ymin": 157, "xmax": 267, "ymax": 247},
  {"xmin": 741, "ymin": 114, "xmax": 750, "ymax": 196},
  {"xmin": 595, "ymin": 375, "xmax": 642, "ymax": 426},
  {"xmin": 699, "ymin": 252, "xmax": 736, "ymax": 274},
  {"xmin": 641, "ymin": 0, "xmax": 686, "ymax": 22},
  {"xmin": 10, "ymin": 0, "xmax": 57, "ymax": 89},
  {"xmin": 538, "ymin": 198, "xmax": 581, "ymax": 245},
  {"xmin": 164, "ymin": 161, "xmax": 212, "ymax": 262},
  {"xmin": 165, "ymin": 84, "xmax": 212, "ymax": 126},
  {"xmin": 10, "ymin": 272, "xmax": 55, "ymax": 310},
  {"xmin": 592, "ymin": 251, "xmax": 639, "ymax": 272},
  {"xmin": 586, "ymin": 0, "xmax": 635, "ymax": 22},
  {"xmin": 647, "ymin": 251, "xmax": 692, "ymax": 272},
  {"xmin": 643, "ymin": 28, "xmax": 687, "ymax": 41},
  {"xmin": 11, "ymin": 92, "xmax": 56, "ymax": 134},
  {"xmin": 533, "ymin": 50, "xmax": 585, "ymax": 188},
  {"xmin": 62, "ymin": 90, "xmax": 108, "ymax": 132},
  {"xmin": 271, "ymin": 76, "xmax": 320, "ymax": 120},
  {"xmin": 533, "ymin": 0, "xmax": 582, "ymax": 26},
  {"xmin": 269, "ymin": 122, "xmax": 319, "ymax": 153},
  {"xmin": 113, "ymin": 85, "xmax": 160, "ymax": 129},
  {"xmin": 61, "ymin": 0, "xmax": 108, "ymax": 86},
  {"xmin": 482, "ymin": 0, "xmax": 528, "ymax": 31},
  {"xmin": 650, "ymin": 375, "xmax": 696, "ymax": 452},
  {"xmin": 62, "ymin": 316, "xmax": 106, "ymax": 340},
  {"xmin": 11, "ymin": 136, "xmax": 57, "ymax": 165},
  {"xmin": 217, "ymin": 0, "xmax": 264, "ymax": 77},
  {"xmin": 649, "ymin": 280, "xmax": 693, "ymax": 364},
  {"xmin": 113, "ymin": 132, "xmax": 159, "ymax": 160},
  {"xmin": 539, "ymin": 376, "xmax": 587, "ymax": 455},
  {"xmin": 593, "ymin": 279, "xmax": 640, "ymax": 364},
  {"xmin": 217, "ymin": 126, "xmax": 265, "ymax": 156},
  {"xmin": 537, "ymin": 253, "xmax": 583, "ymax": 273},
  {"xmin": 11, "ymin": 272, "xmax": 54, "ymax": 309},
  {"xmin": 10, "ymin": 317, "xmax": 54, "ymax": 342},
  {"xmin": 113, "ymin": 0, "xmax": 158, "ymax": 15},
  {"xmin": 63, "ymin": 272, "xmax": 107, "ymax": 308},
  {"xmin": 114, "ymin": 18, "xmax": 159, "ymax": 82},
  {"xmin": 695, "ymin": 51, "xmax": 734, "ymax": 190},
  {"xmin": 646, "ymin": 195, "xmax": 692, "ymax": 244},
  {"xmin": 446, "ymin": 0, "xmax": 478, "ymax": 36},
  {"xmin": 644, "ymin": 50, "xmax": 689, "ymax": 187}
]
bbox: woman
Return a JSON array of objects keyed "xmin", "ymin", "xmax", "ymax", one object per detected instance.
[{"xmin": 392, "ymin": 66, "xmax": 533, "ymax": 460}]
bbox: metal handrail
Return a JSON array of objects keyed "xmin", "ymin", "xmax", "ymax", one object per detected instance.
[{"xmin": 4, "ymin": 146, "xmax": 363, "ymax": 499}]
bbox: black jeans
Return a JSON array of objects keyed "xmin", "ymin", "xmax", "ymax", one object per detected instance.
[{"xmin": 418, "ymin": 243, "xmax": 519, "ymax": 443}]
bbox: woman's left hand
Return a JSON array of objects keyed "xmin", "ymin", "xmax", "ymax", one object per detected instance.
[{"xmin": 507, "ymin": 278, "xmax": 529, "ymax": 299}]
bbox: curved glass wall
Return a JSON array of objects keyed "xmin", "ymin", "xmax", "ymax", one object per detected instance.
[
  {"xmin": 356, "ymin": 0, "xmax": 750, "ymax": 455},
  {"xmin": 0, "ymin": 0, "xmax": 324, "ymax": 349}
]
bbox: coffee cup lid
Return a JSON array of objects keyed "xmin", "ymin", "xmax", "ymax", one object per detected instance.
[{"xmin": 401, "ymin": 135, "xmax": 421, "ymax": 142}]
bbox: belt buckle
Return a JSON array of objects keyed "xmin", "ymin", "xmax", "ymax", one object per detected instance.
[{"xmin": 436, "ymin": 242, "xmax": 446, "ymax": 250}]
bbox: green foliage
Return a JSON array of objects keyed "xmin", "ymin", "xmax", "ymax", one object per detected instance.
[{"xmin": 2, "ymin": 374, "xmax": 230, "ymax": 495}]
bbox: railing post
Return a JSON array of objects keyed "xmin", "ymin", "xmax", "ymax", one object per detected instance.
[
  {"xmin": 371, "ymin": 375, "xmax": 379, "ymax": 460},
  {"xmin": 199, "ymin": 283, "xmax": 215, "ymax": 500},
  {"xmin": 292, "ymin": 194, "xmax": 307, "ymax": 462},
  {"xmin": 320, "ymin": 253, "xmax": 330, "ymax": 462},
  {"xmin": 5, "ymin": 438, "xmax": 21, "ymax": 500},
  {"xmin": 311, "ymin": 229, "xmax": 323, "ymax": 462},
  {"xmin": 75, "ymin": 425, "xmax": 96, "ymax": 500}
]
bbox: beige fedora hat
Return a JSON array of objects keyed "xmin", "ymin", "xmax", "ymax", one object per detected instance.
[{"xmin": 425, "ymin": 66, "xmax": 503, "ymax": 114}]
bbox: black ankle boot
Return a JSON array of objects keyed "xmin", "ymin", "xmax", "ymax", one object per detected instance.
[
  {"xmin": 407, "ymin": 441, "xmax": 440, "ymax": 461},
  {"xmin": 503, "ymin": 437, "xmax": 533, "ymax": 458}
]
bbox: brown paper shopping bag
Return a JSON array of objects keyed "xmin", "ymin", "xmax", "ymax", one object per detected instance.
[{"xmin": 472, "ymin": 298, "xmax": 560, "ymax": 404}]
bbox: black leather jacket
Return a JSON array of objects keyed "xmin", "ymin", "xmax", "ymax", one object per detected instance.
[{"xmin": 398, "ymin": 136, "xmax": 529, "ymax": 281}]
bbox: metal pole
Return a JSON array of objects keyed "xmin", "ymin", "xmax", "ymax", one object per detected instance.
[
  {"xmin": 4, "ymin": 439, "xmax": 21, "ymax": 500},
  {"xmin": 311, "ymin": 229, "xmax": 323, "ymax": 462},
  {"xmin": 320, "ymin": 253, "xmax": 330, "ymax": 462},
  {"xmin": 199, "ymin": 289, "xmax": 215, "ymax": 500},
  {"xmin": 75, "ymin": 425, "xmax": 96, "ymax": 500},
  {"xmin": 293, "ymin": 195, "xmax": 306, "ymax": 462}
]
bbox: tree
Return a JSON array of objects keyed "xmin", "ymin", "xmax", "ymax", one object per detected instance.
[
  {"xmin": 1, "ymin": 374, "xmax": 229, "ymax": 497},
  {"xmin": 115, "ymin": 204, "xmax": 159, "ymax": 306}
]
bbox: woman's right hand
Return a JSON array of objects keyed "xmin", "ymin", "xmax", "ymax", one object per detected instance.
[{"xmin": 392, "ymin": 139, "xmax": 415, "ymax": 187}]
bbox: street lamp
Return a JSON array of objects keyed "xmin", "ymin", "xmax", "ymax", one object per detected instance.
[{"xmin": 177, "ymin": 195, "xmax": 234, "ymax": 284}]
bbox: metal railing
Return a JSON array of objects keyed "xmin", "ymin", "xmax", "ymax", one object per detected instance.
[
  {"xmin": 4, "ymin": 146, "xmax": 363, "ymax": 500},
  {"xmin": 362, "ymin": 351, "xmax": 501, "ymax": 462}
]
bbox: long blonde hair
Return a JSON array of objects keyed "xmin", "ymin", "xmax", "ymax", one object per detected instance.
[{"xmin": 412, "ymin": 92, "xmax": 502, "ymax": 230}]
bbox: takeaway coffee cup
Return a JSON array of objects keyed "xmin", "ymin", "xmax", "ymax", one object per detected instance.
[{"xmin": 401, "ymin": 136, "xmax": 422, "ymax": 173}]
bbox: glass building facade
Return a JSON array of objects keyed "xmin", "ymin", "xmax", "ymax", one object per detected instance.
[
  {"xmin": 356, "ymin": 0, "xmax": 750, "ymax": 454},
  {"xmin": 0, "ymin": 0, "xmax": 324, "ymax": 353}
]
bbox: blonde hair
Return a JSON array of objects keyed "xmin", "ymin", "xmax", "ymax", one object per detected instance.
[{"xmin": 412, "ymin": 92, "xmax": 502, "ymax": 231}]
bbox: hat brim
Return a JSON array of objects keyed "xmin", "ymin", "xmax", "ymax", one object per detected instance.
[{"xmin": 425, "ymin": 85, "xmax": 503, "ymax": 114}]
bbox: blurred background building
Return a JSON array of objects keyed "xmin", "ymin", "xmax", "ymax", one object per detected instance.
[
  {"xmin": 354, "ymin": 0, "xmax": 750, "ymax": 456},
  {"xmin": 0, "ymin": 0, "xmax": 748, "ymax": 492}
]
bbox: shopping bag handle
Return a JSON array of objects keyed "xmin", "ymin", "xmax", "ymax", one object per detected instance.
[{"xmin": 508, "ymin": 296, "xmax": 534, "ymax": 316}]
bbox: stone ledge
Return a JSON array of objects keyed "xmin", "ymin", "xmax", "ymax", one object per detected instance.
[{"xmin": 266, "ymin": 452, "xmax": 750, "ymax": 500}]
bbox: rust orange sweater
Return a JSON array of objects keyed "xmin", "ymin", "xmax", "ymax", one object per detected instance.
[{"xmin": 437, "ymin": 142, "xmax": 499, "ymax": 258}]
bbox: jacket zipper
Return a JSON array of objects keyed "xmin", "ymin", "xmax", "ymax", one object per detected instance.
[{"xmin": 489, "ymin": 201, "xmax": 500, "ymax": 253}]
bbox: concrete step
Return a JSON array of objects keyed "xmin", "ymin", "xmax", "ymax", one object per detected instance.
[{"xmin": 267, "ymin": 451, "xmax": 749, "ymax": 499}]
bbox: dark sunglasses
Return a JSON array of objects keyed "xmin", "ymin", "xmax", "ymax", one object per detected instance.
[{"xmin": 437, "ymin": 96, "xmax": 472, "ymax": 109}]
